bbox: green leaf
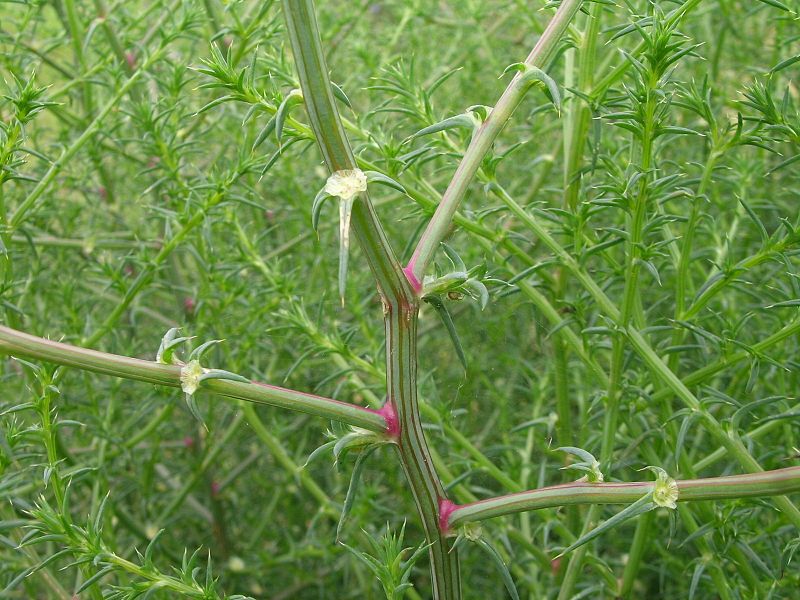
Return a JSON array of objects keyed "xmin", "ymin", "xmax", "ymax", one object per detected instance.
[
  {"xmin": 184, "ymin": 393, "xmax": 206, "ymax": 428},
  {"xmin": 556, "ymin": 446, "xmax": 598, "ymax": 465},
  {"xmin": 189, "ymin": 339, "xmax": 224, "ymax": 361},
  {"xmin": 156, "ymin": 328, "xmax": 193, "ymax": 364},
  {"xmin": 312, "ymin": 188, "xmax": 331, "ymax": 233},
  {"xmin": 76, "ymin": 566, "xmax": 115, "ymax": 593},
  {"xmin": 771, "ymin": 54, "xmax": 800, "ymax": 73},
  {"xmin": 275, "ymin": 90, "xmax": 304, "ymax": 143},
  {"xmin": 441, "ymin": 243, "xmax": 466, "ymax": 272},
  {"xmin": 688, "ymin": 561, "xmax": 705, "ymax": 600},
  {"xmin": 557, "ymin": 494, "xmax": 655, "ymax": 557},
  {"xmin": 556, "ymin": 446, "xmax": 604, "ymax": 482},
  {"xmin": 144, "ymin": 528, "xmax": 166, "ymax": 566},
  {"xmin": 739, "ymin": 198, "xmax": 769, "ymax": 244},
  {"xmin": 302, "ymin": 439, "xmax": 337, "ymax": 469},
  {"xmin": 198, "ymin": 369, "xmax": 250, "ymax": 385},
  {"xmin": 766, "ymin": 153, "xmax": 800, "ymax": 175},
  {"xmin": 333, "ymin": 430, "xmax": 385, "ymax": 463},
  {"xmin": 252, "ymin": 117, "xmax": 276, "ymax": 151},
  {"xmin": 365, "ymin": 170, "xmax": 406, "ymax": 194},
  {"xmin": 336, "ymin": 446, "xmax": 378, "ymax": 541},
  {"xmin": 411, "ymin": 113, "xmax": 477, "ymax": 139},
  {"xmin": 331, "ymin": 82, "xmax": 352, "ymax": 108},
  {"xmin": 424, "ymin": 295, "xmax": 467, "ymax": 371},
  {"xmin": 506, "ymin": 63, "xmax": 562, "ymax": 113},
  {"xmin": 463, "ymin": 278, "xmax": 489, "ymax": 310},
  {"xmin": 473, "ymin": 538, "xmax": 519, "ymax": 600},
  {"xmin": 755, "ymin": 0, "xmax": 791, "ymax": 11}
]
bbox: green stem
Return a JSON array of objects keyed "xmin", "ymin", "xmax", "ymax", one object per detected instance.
[
  {"xmin": 491, "ymin": 181, "xmax": 800, "ymax": 526},
  {"xmin": 0, "ymin": 324, "xmax": 387, "ymax": 431},
  {"xmin": 618, "ymin": 511, "xmax": 653, "ymax": 598},
  {"xmin": 445, "ymin": 466, "xmax": 800, "ymax": 528},
  {"xmin": 406, "ymin": 0, "xmax": 583, "ymax": 284},
  {"xmin": 281, "ymin": 1, "xmax": 460, "ymax": 596}
]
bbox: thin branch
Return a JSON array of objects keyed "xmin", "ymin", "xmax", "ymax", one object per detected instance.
[
  {"xmin": 0, "ymin": 325, "xmax": 387, "ymax": 432},
  {"xmin": 405, "ymin": 0, "xmax": 583, "ymax": 286},
  {"xmin": 446, "ymin": 467, "xmax": 800, "ymax": 529}
]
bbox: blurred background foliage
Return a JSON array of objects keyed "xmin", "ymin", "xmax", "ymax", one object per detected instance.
[{"xmin": 1, "ymin": 0, "xmax": 799, "ymax": 597}]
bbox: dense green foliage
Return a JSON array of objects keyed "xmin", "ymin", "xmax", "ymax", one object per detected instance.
[{"xmin": 2, "ymin": 0, "xmax": 800, "ymax": 598}]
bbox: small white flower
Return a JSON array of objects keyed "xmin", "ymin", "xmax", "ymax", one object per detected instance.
[
  {"xmin": 144, "ymin": 523, "xmax": 159, "ymax": 540},
  {"xmin": 324, "ymin": 169, "xmax": 367, "ymax": 201},
  {"xmin": 180, "ymin": 360, "xmax": 206, "ymax": 395},
  {"xmin": 653, "ymin": 470, "xmax": 679, "ymax": 509},
  {"xmin": 588, "ymin": 459, "xmax": 604, "ymax": 483},
  {"xmin": 227, "ymin": 556, "xmax": 246, "ymax": 573}
]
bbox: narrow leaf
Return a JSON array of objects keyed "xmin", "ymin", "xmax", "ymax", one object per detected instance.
[
  {"xmin": 364, "ymin": 170, "xmax": 406, "ymax": 194},
  {"xmin": 473, "ymin": 538, "xmax": 519, "ymax": 600},
  {"xmin": 312, "ymin": 189, "xmax": 331, "ymax": 233},
  {"xmin": 331, "ymin": 82, "xmax": 352, "ymax": 108},
  {"xmin": 411, "ymin": 113, "xmax": 476, "ymax": 139},
  {"xmin": 557, "ymin": 494, "xmax": 655, "ymax": 557},
  {"xmin": 338, "ymin": 197, "xmax": 355, "ymax": 306},
  {"xmin": 336, "ymin": 446, "xmax": 378, "ymax": 541},
  {"xmin": 424, "ymin": 295, "xmax": 467, "ymax": 371},
  {"xmin": 275, "ymin": 91, "xmax": 303, "ymax": 143},
  {"xmin": 189, "ymin": 339, "xmax": 224, "ymax": 361},
  {"xmin": 198, "ymin": 369, "xmax": 250, "ymax": 384}
]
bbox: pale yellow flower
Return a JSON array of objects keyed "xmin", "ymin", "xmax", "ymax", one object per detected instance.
[
  {"xmin": 180, "ymin": 360, "xmax": 205, "ymax": 395},
  {"xmin": 324, "ymin": 169, "xmax": 367, "ymax": 201},
  {"xmin": 653, "ymin": 470, "xmax": 679, "ymax": 509}
]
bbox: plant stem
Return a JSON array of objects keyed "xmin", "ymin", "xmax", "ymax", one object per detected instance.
[
  {"xmin": 0, "ymin": 324, "xmax": 387, "ymax": 431},
  {"xmin": 491, "ymin": 182, "xmax": 800, "ymax": 526},
  {"xmin": 281, "ymin": 1, "xmax": 460, "ymax": 596},
  {"xmin": 445, "ymin": 466, "xmax": 800, "ymax": 528},
  {"xmin": 405, "ymin": 0, "xmax": 583, "ymax": 285}
]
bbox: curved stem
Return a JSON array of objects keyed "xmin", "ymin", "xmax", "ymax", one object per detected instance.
[
  {"xmin": 0, "ymin": 324, "xmax": 387, "ymax": 432},
  {"xmin": 446, "ymin": 466, "xmax": 800, "ymax": 529}
]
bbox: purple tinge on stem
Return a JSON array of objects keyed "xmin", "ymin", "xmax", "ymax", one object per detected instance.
[
  {"xmin": 438, "ymin": 498, "xmax": 459, "ymax": 533},
  {"xmin": 403, "ymin": 263, "xmax": 423, "ymax": 294},
  {"xmin": 377, "ymin": 401, "xmax": 400, "ymax": 437}
]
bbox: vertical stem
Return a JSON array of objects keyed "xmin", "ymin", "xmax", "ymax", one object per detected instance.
[
  {"xmin": 280, "ymin": 1, "xmax": 460, "ymax": 597},
  {"xmin": 389, "ymin": 300, "xmax": 461, "ymax": 598}
]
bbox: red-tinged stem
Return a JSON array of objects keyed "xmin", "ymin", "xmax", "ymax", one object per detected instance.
[
  {"xmin": 281, "ymin": 1, "xmax": 460, "ymax": 597},
  {"xmin": 0, "ymin": 324, "xmax": 387, "ymax": 432},
  {"xmin": 444, "ymin": 466, "xmax": 800, "ymax": 531}
]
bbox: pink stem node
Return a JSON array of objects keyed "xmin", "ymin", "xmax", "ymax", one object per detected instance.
[
  {"xmin": 403, "ymin": 263, "xmax": 423, "ymax": 295},
  {"xmin": 377, "ymin": 401, "xmax": 400, "ymax": 438},
  {"xmin": 438, "ymin": 498, "xmax": 459, "ymax": 533}
]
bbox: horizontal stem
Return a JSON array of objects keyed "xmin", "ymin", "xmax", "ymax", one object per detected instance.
[
  {"xmin": 447, "ymin": 466, "xmax": 800, "ymax": 529},
  {"xmin": 10, "ymin": 235, "xmax": 161, "ymax": 250},
  {"xmin": 0, "ymin": 325, "xmax": 387, "ymax": 432}
]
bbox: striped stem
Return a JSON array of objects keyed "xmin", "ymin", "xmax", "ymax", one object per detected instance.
[
  {"xmin": 446, "ymin": 466, "xmax": 800, "ymax": 529},
  {"xmin": 280, "ymin": 1, "xmax": 460, "ymax": 597},
  {"xmin": 0, "ymin": 325, "xmax": 386, "ymax": 432}
]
